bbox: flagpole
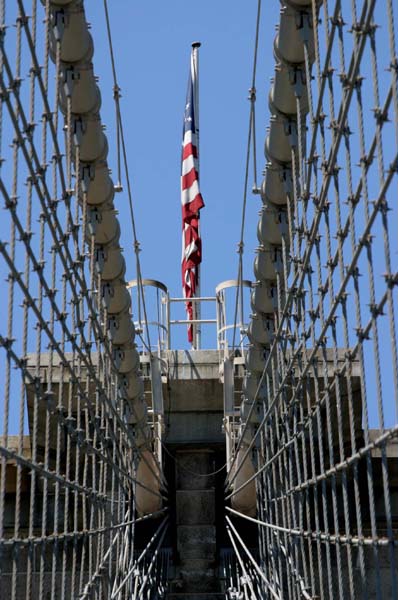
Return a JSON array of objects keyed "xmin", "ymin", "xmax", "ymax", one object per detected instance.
[{"xmin": 192, "ymin": 41, "xmax": 201, "ymax": 350}]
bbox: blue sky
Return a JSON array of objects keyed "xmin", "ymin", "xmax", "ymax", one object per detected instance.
[{"xmin": 87, "ymin": 1, "xmax": 280, "ymax": 350}]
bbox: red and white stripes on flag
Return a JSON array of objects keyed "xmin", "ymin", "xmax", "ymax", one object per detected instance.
[{"xmin": 181, "ymin": 46, "xmax": 204, "ymax": 344}]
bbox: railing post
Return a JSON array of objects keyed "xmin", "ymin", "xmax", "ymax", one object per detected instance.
[
  {"xmin": 165, "ymin": 292, "xmax": 171, "ymax": 350},
  {"xmin": 223, "ymin": 357, "xmax": 235, "ymax": 471},
  {"xmin": 216, "ymin": 289, "xmax": 221, "ymax": 352},
  {"xmin": 150, "ymin": 354, "xmax": 164, "ymax": 467}
]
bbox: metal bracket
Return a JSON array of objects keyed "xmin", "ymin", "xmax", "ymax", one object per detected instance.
[
  {"xmin": 150, "ymin": 354, "xmax": 164, "ymax": 415},
  {"xmin": 223, "ymin": 357, "xmax": 235, "ymax": 416}
]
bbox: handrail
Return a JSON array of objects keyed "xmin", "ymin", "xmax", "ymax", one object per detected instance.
[
  {"xmin": 215, "ymin": 279, "xmax": 252, "ymax": 294},
  {"xmin": 128, "ymin": 278, "xmax": 168, "ymax": 295},
  {"xmin": 128, "ymin": 278, "xmax": 252, "ymax": 352},
  {"xmin": 169, "ymin": 296, "xmax": 216, "ymax": 302}
]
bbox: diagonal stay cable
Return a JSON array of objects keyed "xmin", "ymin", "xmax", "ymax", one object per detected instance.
[
  {"xmin": 226, "ymin": 515, "xmax": 282, "ymax": 600},
  {"xmin": 231, "ymin": 0, "xmax": 262, "ymax": 355},
  {"xmin": 103, "ymin": 0, "xmax": 153, "ymax": 355},
  {"xmin": 109, "ymin": 515, "xmax": 169, "ymax": 599},
  {"xmin": 78, "ymin": 508, "xmax": 168, "ymax": 600},
  {"xmin": 135, "ymin": 520, "xmax": 169, "ymax": 599},
  {"xmin": 225, "ymin": 518, "xmax": 258, "ymax": 599}
]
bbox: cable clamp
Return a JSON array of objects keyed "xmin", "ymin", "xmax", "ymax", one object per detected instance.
[
  {"xmin": 51, "ymin": 9, "xmax": 65, "ymax": 42},
  {"xmin": 248, "ymin": 86, "xmax": 256, "ymax": 102},
  {"xmin": 384, "ymin": 272, "xmax": 398, "ymax": 289},
  {"xmin": 113, "ymin": 84, "xmax": 121, "ymax": 100}
]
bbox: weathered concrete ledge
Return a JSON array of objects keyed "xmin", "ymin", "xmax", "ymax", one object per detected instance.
[{"xmin": 161, "ymin": 351, "xmax": 225, "ymax": 444}]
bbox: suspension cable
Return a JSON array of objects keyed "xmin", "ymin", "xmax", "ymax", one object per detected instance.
[
  {"xmin": 103, "ymin": 0, "xmax": 153, "ymax": 354},
  {"xmin": 160, "ymin": 439, "xmax": 227, "ymax": 477},
  {"xmin": 101, "ymin": 2, "xmax": 167, "ymax": 489},
  {"xmin": 226, "ymin": 515, "xmax": 282, "ymax": 600},
  {"xmin": 110, "ymin": 515, "xmax": 169, "ymax": 599},
  {"xmin": 231, "ymin": 0, "xmax": 262, "ymax": 355},
  {"xmin": 225, "ymin": 518, "xmax": 258, "ymax": 599},
  {"xmin": 226, "ymin": 506, "xmax": 398, "ymax": 547},
  {"xmin": 226, "ymin": 0, "xmax": 381, "ymax": 489}
]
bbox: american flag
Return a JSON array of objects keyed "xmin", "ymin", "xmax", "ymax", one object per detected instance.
[{"xmin": 181, "ymin": 46, "xmax": 204, "ymax": 344}]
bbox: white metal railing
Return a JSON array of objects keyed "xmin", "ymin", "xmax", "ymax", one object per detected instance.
[
  {"xmin": 128, "ymin": 278, "xmax": 252, "ymax": 353},
  {"xmin": 128, "ymin": 279, "xmax": 169, "ymax": 352}
]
